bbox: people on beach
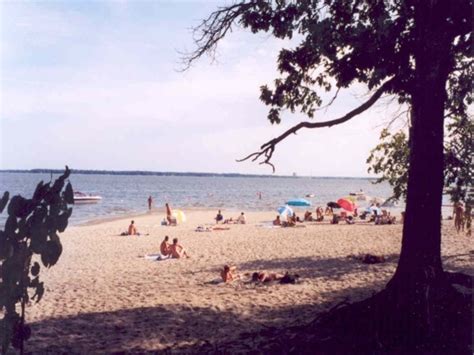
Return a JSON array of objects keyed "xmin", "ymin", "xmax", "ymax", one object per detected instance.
[
  {"xmin": 170, "ymin": 238, "xmax": 190, "ymax": 259},
  {"xmin": 165, "ymin": 203, "xmax": 177, "ymax": 226},
  {"xmin": 453, "ymin": 202, "xmax": 465, "ymax": 233},
  {"xmin": 251, "ymin": 271, "xmax": 284, "ymax": 283},
  {"xmin": 315, "ymin": 207, "xmax": 324, "ymax": 221},
  {"xmin": 251, "ymin": 271, "xmax": 299, "ymax": 284},
  {"xmin": 160, "ymin": 236, "xmax": 171, "ymax": 257},
  {"xmin": 148, "ymin": 196, "xmax": 153, "ymax": 210},
  {"xmin": 128, "ymin": 220, "xmax": 139, "ymax": 235},
  {"xmin": 236, "ymin": 212, "xmax": 246, "ymax": 224},
  {"xmin": 221, "ymin": 265, "xmax": 239, "ymax": 282},
  {"xmin": 325, "ymin": 206, "xmax": 333, "ymax": 216},
  {"xmin": 304, "ymin": 211, "xmax": 314, "ymax": 221},
  {"xmin": 215, "ymin": 210, "xmax": 223, "ymax": 224},
  {"xmin": 273, "ymin": 215, "xmax": 281, "ymax": 226}
]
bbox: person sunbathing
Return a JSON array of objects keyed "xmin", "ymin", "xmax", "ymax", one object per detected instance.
[
  {"xmin": 221, "ymin": 265, "xmax": 239, "ymax": 283},
  {"xmin": 236, "ymin": 212, "xmax": 246, "ymax": 224},
  {"xmin": 169, "ymin": 238, "xmax": 190, "ymax": 259},
  {"xmin": 160, "ymin": 236, "xmax": 171, "ymax": 256},
  {"xmin": 304, "ymin": 211, "xmax": 314, "ymax": 221},
  {"xmin": 315, "ymin": 207, "xmax": 324, "ymax": 221},
  {"xmin": 251, "ymin": 272, "xmax": 284, "ymax": 283},
  {"xmin": 128, "ymin": 220, "xmax": 140, "ymax": 235},
  {"xmin": 273, "ymin": 215, "xmax": 281, "ymax": 226}
]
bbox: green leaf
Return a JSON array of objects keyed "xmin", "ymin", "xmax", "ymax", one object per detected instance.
[{"xmin": 0, "ymin": 191, "xmax": 9, "ymax": 213}]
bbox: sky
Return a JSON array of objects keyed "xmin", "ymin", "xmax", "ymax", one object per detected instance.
[{"xmin": 0, "ymin": 0, "xmax": 404, "ymax": 177}]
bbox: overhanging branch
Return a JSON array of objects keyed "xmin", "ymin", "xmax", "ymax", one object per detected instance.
[{"xmin": 237, "ymin": 78, "xmax": 396, "ymax": 172}]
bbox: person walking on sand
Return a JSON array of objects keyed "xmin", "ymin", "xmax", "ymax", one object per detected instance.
[
  {"xmin": 148, "ymin": 196, "xmax": 153, "ymax": 210},
  {"xmin": 160, "ymin": 236, "xmax": 171, "ymax": 257},
  {"xmin": 170, "ymin": 238, "xmax": 190, "ymax": 259}
]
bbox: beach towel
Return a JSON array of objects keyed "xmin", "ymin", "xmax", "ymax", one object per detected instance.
[{"xmin": 144, "ymin": 254, "xmax": 171, "ymax": 261}]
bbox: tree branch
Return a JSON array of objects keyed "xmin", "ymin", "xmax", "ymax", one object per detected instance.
[{"xmin": 237, "ymin": 78, "xmax": 396, "ymax": 172}]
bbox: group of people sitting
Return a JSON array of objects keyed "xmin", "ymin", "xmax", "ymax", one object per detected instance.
[
  {"xmin": 271, "ymin": 203, "xmax": 398, "ymax": 227},
  {"xmin": 221, "ymin": 265, "xmax": 299, "ymax": 284},
  {"xmin": 159, "ymin": 235, "xmax": 190, "ymax": 259},
  {"xmin": 215, "ymin": 210, "xmax": 247, "ymax": 224}
]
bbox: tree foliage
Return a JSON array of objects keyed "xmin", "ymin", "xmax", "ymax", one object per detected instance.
[
  {"xmin": 367, "ymin": 113, "xmax": 473, "ymax": 204},
  {"xmin": 0, "ymin": 167, "xmax": 73, "ymax": 354},
  {"xmin": 185, "ymin": 0, "xmax": 471, "ymax": 169}
]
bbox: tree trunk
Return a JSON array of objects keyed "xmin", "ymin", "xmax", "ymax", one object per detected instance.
[{"xmin": 391, "ymin": 0, "xmax": 452, "ymax": 283}]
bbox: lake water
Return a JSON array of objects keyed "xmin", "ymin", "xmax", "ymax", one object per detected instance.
[{"xmin": 0, "ymin": 172, "xmax": 401, "ymax": 225}]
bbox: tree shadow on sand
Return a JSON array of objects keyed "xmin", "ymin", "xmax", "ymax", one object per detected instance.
[{"xmin": 27, "ymin": 253, "xmax": 472, "ymax": 354}]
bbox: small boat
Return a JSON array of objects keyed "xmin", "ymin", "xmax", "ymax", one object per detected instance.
[
  {"xmin": 305, "ymin": 194, "xmax": 315, "ymax": 198},
  {"xmin": 74, "ymin": 191, "xmax": 102, "ymax": 203},
  {"xmin": 349, "ymin": 191, "xmax": 367, "ymax": 201}
]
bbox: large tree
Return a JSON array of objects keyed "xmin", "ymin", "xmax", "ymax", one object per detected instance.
[{"xmin": 185, "ymin": 0, "xmax": 472, "ymax": 352}]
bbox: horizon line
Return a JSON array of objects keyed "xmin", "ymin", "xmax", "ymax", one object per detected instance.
[{"xmin": 0, "ymin": 168, "xmax": 376, "ymax": 180}]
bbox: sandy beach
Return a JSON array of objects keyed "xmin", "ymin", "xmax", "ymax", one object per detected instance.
[{"xmin": 25, "ymin": 209, "xmax": 473, "ymax": 353}]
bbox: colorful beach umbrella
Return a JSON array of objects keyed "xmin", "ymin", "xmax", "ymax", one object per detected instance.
[
  {"xmin": 172, "ymin": 210, "xmax": 186, "ymax": 223},
  {"xmin": 277, "ymin": 205, "xmax": 294, "ymax": 217},
  {"xmin": 336, "ymin": 198, "xmax": 356, "ymax": 212},
  {"xmin": 286, "ymin": 198, "xmax": 311, "ymax": 207}
]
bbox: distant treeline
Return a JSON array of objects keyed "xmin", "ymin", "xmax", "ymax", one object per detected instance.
[
  {"xmin": 0, "ymin": 169, "xmax": 372, "ymax": 180},
  {"xmin": 1, "ymin": 169, "xmax": 289, "ymax": 179}
]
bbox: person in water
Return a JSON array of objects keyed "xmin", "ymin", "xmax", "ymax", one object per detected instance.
[
  {"xmin": 148, "ymin": 196, "xmax": 153, "ymax": 210},
  {"xmin": 169, "ymin": 238, "xmax": 190, "ymax": 259}
]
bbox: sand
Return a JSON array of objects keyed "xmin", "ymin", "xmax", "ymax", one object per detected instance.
[{"xmin": 23, "ymin": 209, "xmax": 472, "ymax": 353}]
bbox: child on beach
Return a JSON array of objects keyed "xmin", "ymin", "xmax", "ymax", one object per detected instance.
[{"xmin": 221, "ymin": 265, "xmax": 239, "ymax": 282}]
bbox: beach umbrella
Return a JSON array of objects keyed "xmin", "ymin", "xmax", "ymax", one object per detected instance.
[
  {"xmin": 172, "ymin": 210, "xmax": 186, "ymax": 223},
  {"xmin": 277, "ymin": 205, "xmax": 294, "ymax": 217},
  {"xmin": 286, "ymin": 198, "xmax": 311, "ymax": 207},
  {"xmin": 344, "ymin": 195, "xmax": 357, "ymax": 203},
  {"xmin": 327, "ymin": 201, "xmax": 341, "ymax": 209},
  {"xmin": 336, "ymin": 198, "xmax": 356, "ymax": 212}
]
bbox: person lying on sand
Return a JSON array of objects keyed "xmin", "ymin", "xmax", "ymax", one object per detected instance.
[
  {"xmin": 221, "ymin": 265, "xmax": 240, "ymax": 283},
  {"xmin": 251, "ymin": 271, "xmax": 300, "ymax": 284},
  {"xmin": 169, "ymin": 238, "xmax": 190, "ymax": 259}
]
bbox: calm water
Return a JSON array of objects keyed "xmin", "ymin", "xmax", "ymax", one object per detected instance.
[{"xmin": 0, "ymin": 172, "xmax": 400, "ymax": 225}]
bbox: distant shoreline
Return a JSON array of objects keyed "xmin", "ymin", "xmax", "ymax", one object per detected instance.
[{"xmin": 0, "ymin": 169, "xmax": 375, "ymax": 180}]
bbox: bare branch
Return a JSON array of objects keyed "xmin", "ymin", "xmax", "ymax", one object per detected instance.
[
  {"xmin": 180, "ymin": 1, "xmax": 255, "ymax": 71},
  {"xmin": 237, "ymin": 78, "xmax": 396, "ymax": 172}
]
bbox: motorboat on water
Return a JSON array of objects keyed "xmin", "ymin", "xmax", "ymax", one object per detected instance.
[
  {"xmin": 349, "ymin": 191, "xmax": 367, "ymax": 201},
  {"xmin": 305, "ymin": 194, "xmax": 315, "ymax": 198},
  {"xmin": 73, "ymin": 191, "xmax": 102, "ymax": 203}
]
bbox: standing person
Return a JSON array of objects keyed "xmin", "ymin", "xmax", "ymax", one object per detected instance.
[
  {"xmin": 464, "ymin": 204, "xmax": 472, "ymax": 236},
  {"xmin": 215, "ymin": 210, "xmax": 223, "ymax": 223},
  {"xmin": 148, "ymin": 196, "xmax": 153, "ymax": 210},
  {"xmin": 165, "ymin": 203, "xmax": 176, "ymax": 225},
  {"xmin": 453, "ymin": 202, "xmax": 465, "ymax": 233}
]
